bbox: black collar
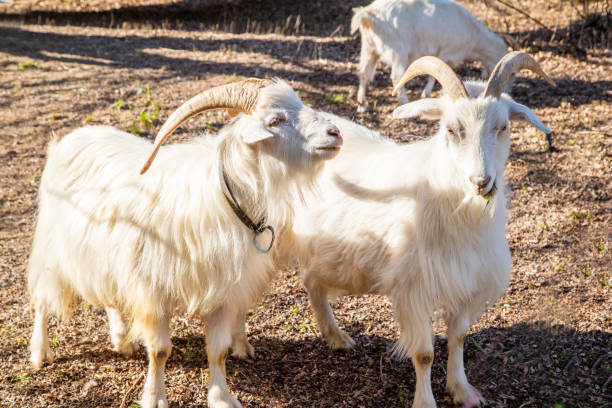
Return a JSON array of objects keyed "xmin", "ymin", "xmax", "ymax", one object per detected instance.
[{"xmin": 220, "ymin": 164, "xmax": 275, "ymax": 253}]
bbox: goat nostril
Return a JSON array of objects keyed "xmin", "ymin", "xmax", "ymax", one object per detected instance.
[{"xmin": 327, "ymin": 128, "xmax": 340, "ymax": 138}]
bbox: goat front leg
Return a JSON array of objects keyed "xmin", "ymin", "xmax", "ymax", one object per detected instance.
[
  {"xmin": 445, "ymin": 308, "xmax": 486, "ymax": 406},
  {"xmin": 206, "ymin": 307, "xmax": 242, "ymax": 408},
  {"xmin": 106, "ymin": 307, "xmax": 139, "ymax": 357},
  {"xmin": 304, "ymin": 275, "xmax": 355, "ymax": 350},
  {"xmin": 230, "ymin": 309, "xmax": 254, "ymax": 360},
  {"xmin": 139, "ymin": 316, "xmax": 172, "ymax": 408},
  {"xmin": 395, "ymin": 302, "xmax": 436, "ymax": 408}
]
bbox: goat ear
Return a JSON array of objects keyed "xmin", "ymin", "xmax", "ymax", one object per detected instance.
[
  {"xmin": 392, "ymin": 99, "xmax": 442, "ymax": 121},
  {"xmin": 240, "ymin": 118, "xmax": 274, "ymax": 144},
  {"xmin": 508, "ymin": 100, "xmax": 551, "ymax": 134}
]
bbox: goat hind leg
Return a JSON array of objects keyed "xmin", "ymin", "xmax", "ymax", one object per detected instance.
[
  {"xmin": 421, "ymin": 76, "xmax": 436, "ymax": 98},
  {"xmin": 304, "ymin": 276, "xmax": 355, "ymax": 350},
  {"xmin": 230, "ymin": 309, "xmax": 254, "ymax": 360},
  {"xmin": 356, "ymin": 42, "xmax": 379, "ymax": 112},
  {"xmin": 106, "ymin": 307, "xmax": 139, "ymax": 357},
  {"xmin": 30, "ymin": 304, "xmax": 54, "ymax": 369}
]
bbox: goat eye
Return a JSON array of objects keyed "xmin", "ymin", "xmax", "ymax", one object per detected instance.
[
  {"xmin": 500, "ymin": 124, "xmax": 508, "ymax": 132},
  {"xmin": 267, "ymin": 116, "xmax": 286, "ymax": 127},
  {"xmin": 447, "ymin": 127, "xmax": 461, "ymax": 141}
]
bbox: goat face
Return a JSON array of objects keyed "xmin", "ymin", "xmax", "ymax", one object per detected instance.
[
  {"xmin": 393, "ymin": 86, "xmax": 549, "ymax": 198},
  {"xmin": 440, "ymin": 96, "xmax": 510, "ymax": 197},
  {"xmin": 250, "ymin": 81, "xmax": 343, "ymax": 169}
]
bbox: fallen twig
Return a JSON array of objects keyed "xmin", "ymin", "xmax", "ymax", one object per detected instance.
[
  {"xmin": 118, "ymin": 372, "xmax": 144, "ymax": 408},
  {"xmin": 494, "ymin": 0, "xmax": 554, "ymax": 34}
]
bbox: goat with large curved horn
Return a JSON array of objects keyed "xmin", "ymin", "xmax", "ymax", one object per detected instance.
[
  {"xmin": 484, "ymin": 51, "xmax": 556, "ymax": 99},
  {"xmin": 392, "ymin": 56, "xmax": 468, "ymax": 101},
  {"xmin": 140, "ymin": 78, "xmax": 270, "ymax": 174}
]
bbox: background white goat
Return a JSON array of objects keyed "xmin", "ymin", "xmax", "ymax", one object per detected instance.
[
  {"xmin": 352, "ymin": 0, "xmax": 514, "ymax": 111},
  {"xmin": 273, "ymin": 53, "xmax": 554, "ymax": 407},
  {"xmin": 27, "ymin": 78, "xmax": 342, "ymax": 408}
]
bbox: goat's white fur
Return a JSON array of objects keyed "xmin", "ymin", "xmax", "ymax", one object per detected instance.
[
  {"xmin": 352, "ymin": 0, "xmax": 510, "ymax": 111},
  {"xmin": 28, "ymin": 80, "xmax": 341, "ymax": 408},
  {"xmin": 269, "ymin": 81, "xmax": 550, "ymax": 407}
]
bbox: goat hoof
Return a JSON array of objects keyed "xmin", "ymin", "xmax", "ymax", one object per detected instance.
[
  {"xmin": 114, "ymin": 341, "xmax": 139, "ymax": 357},
  {"xmin": 327, "ymin": 330, "xmax": 356, "ymax": 350},
  {"xmin": 448, "ymin": 382, "xmax": 485, "ymax": 406},
  {"xmin": 140, "ymin": 393, "xmax": 168, "ymax": 408},
  {"xmin": 231, "ymin": 339, "xmax": 254, "ymax": 360},
  {"xmin": 208, "ymin": 392, "xmax": 242, "ymax": 408},
  {"xmin": 411, "ymin": 398, "xmax": 436, "ymax": 408},
  {"xmin": 30, "ymin": 347, "xmax": 55, "ymax": 369}
]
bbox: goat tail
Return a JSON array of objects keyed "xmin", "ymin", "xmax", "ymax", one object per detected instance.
[
  {"xmin": 46, "ymin": 129, "xmax": 60, "ymax": 158},
  {"xmin": 351, "ymin": 6, "xmax": 371, "ymax": 34}
]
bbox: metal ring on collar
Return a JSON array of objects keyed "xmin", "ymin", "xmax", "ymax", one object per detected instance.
[{"xmin": 253, "ymin": 225, "xmax": 275, "ymax": 254}]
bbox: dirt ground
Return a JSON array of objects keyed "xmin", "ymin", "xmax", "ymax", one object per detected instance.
[{"xmin": 0, "ymin": 0, "xmax": 610, "ymax": 407}]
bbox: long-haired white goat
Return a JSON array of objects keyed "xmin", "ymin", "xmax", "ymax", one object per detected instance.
[
  {"xmin": 272, "ymin": 53, "xmax": 553, "ymax": 407},
  {"xmin": 352, "ymin": 0, "xmax": 515, "ymax": 112},
  {"xmin": 27, "ymin": 78, "xmax": 342, "ymax": 408}
]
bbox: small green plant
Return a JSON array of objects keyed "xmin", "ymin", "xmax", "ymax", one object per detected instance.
[
  {"xmin": 9, "ymin": 373, "xmax": 27, "ymax": 383},
  {"xmin": 16, "ymin": 338, "xmax": 27, "ymax": 346},
  {"xmin": 128, "ymin": 124, "xmax": 142, "ymax": 135},
  {"xmin": 570, "ymin": 211, "xmax": 586, "ymax": 220},
  {"xmin": 112, "ymin": 99, "xmax": 125, "ymax": 109},
  {"xmin": 18, "ymin": 61, "xmax": 36, "ymax": 69},
  {"xmin": 140, "ymin": 51, "xmax": 147, "ymax": 58},
  {"xmin": 290, "ymin": 303, "xmax": 299, "ymax": 315},
  {"xmin": 52, "ymin": 336, "xmax": 59, "ymax": 348},
  {"xmin": 602, "ymin": 272, "xmax": 609, "ymax": 287},
  {"xmin": 299, "ymin": 319, "xmax": 316, "ymax": 333},
  {"xmin": 553, "ymin": 264, "xmax": 563, "ymax": 274},
  {"xmin": 139, "ymin": 111, "xmax": 157, "ymax": 126},
  {"xmin": 583, "ymin": 264, "xmax": 592, "ymax": 277},
  {"xmin": 596, "ymin": 238, "xmax": 606, "ymax": 252},
  {"xmin": 325, "ymin": 93, "xmax": 345, "ymax": 106},
  {"xmin": 568, "ymin": 136, "xmax": 578, "ymax": 146},
  {"xmin": 85, "ymin": 114, "xmax": 92, "ymax": 123}
]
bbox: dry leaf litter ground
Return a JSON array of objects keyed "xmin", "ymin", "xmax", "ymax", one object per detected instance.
[{"xmin": 0, "ymin": 0, "xmax": 610, "ymax": 407}]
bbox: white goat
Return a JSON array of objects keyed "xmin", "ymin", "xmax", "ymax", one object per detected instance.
[
  {"xmin": 352, "ymin": 0, "xmax": 515, "ymax": 112},
  {"xmin": 27, "ymin": 78, "xmax": 342, "ymax": 408},
  {"xmin": 273, "ymin": 53, "xmax": 553, "ymax": 407}
]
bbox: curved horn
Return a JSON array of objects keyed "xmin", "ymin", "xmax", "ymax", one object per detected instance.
[
  {"xmin": 140, "ymin": 78, "xmax": 270, "ymax": 174},
  {"xmin": 392, "ymin": 56, "xmax": 468, "ymax": 101},
  {"xmin": 484, "ymin": 51, "xmax": 556, "ymax": 99}
]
